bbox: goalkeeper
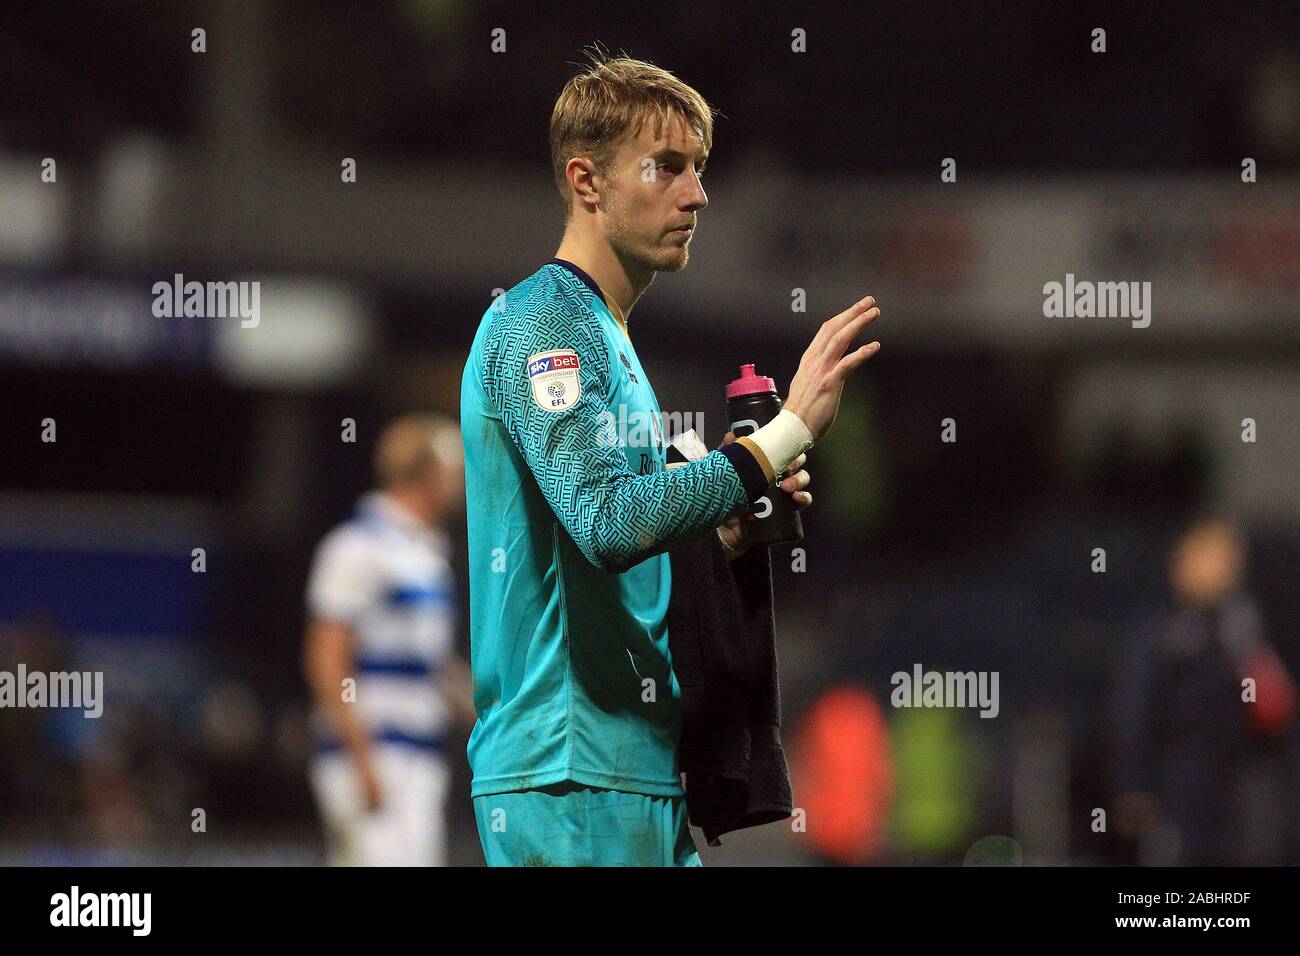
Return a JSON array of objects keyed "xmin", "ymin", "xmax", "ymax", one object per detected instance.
[{"xmin": 460, "ymin": 51, "xmax": 882, "ymax": 866}]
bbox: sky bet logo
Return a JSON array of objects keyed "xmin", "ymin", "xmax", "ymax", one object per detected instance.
[{"xmin": 528, "ymin": 352, "xmax": 580, "ymax": 377}]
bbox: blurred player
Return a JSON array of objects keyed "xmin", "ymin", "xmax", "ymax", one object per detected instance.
[
  {"xmin": 460, "ymin": 52, "xmax": 883, "ymax": 866},
  {"xmin": 1113, "ymin": 516, "xmax": 1296, "ymax": 864},
  {"xmin": 304, "ymin": 413, "xmax": 475, "ymax": 866}
]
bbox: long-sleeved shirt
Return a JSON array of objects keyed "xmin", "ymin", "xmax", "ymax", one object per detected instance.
[{"xmin": 460, "ymin": 258, "xmax": 769, "ymax": 797}]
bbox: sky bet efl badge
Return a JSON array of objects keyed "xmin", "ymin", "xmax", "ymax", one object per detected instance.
[{"xmin": 526, "ymin": 349, "xmax": 582, "ymax": 412}]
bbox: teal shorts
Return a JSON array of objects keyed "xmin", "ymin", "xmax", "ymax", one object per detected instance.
[{"xmin": 473, "ymin": 782, "xmax": 701, "ymax": 867}]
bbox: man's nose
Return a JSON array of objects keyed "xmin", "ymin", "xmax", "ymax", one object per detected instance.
[{"xmin": 681, "ymin": 169, "xmax": 708, "ymax": 210}]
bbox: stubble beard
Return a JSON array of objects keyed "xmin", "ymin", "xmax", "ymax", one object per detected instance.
[{"xmin": 604, "ymin": 187, "xmax": 689, "ymax": 275}]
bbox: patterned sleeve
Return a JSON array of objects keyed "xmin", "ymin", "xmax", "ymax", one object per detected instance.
[{"xmin": 481, "ymin": 310, "xmax": 767, "ymax": 574}]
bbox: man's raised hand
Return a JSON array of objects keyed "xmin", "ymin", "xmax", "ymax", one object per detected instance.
[{"xmin": 782, "ymin": 296, "xmax": 881, "ymax": 443}]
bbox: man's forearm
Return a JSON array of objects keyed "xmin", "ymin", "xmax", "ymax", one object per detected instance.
[
  {"xmin": 307, "ymin": 655, "xmax": 373, "ymax": 767},
  {"xmin": 569, "ymin": 446, "xmax": 762, "ymax": 572}
]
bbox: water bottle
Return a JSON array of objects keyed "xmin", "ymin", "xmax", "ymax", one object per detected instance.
[{"xmin": 725, "ymin": 364, "xmax": 804, "ymax": 548}]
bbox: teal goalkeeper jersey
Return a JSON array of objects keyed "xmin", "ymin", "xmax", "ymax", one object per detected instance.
[{"xmin": 460, "ymin": 258, "xmax": 770, "ymax": 798}]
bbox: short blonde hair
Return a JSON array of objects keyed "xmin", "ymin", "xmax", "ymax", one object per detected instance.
[
  {"xmin": 550, "ymin": 50, "xmax": 718, "ymax": 218},
  {"xmin": 374, "ymin": 412, "xmax": 462, "ymax": 489}
]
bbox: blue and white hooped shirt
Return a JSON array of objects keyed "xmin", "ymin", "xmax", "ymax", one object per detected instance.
[{"xmin": 306, "ymin": 491, "xmax": 455, "ymax": 757}]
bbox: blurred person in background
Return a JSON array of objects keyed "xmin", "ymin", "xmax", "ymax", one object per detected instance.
[
  {"xmin": 0, "ymin": 616, "xmax": 88, "ymax": 850},
  {"xmin": 1112, "ymin": 516, "xmax": 1296, "ymax": 865},
  {"xmin": 303, "ymin": 413, "xmax": 475, "ymax": 866},
  {"xmin": 788, "ymin": 684, "xmax": 894, "ymax": 865},
  {"xmin": 0, "ymin": 615, "xmax": 171, "ymax": 862}
]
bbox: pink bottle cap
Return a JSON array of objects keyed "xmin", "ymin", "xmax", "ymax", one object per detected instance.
[{"xmin": 726, "ymin": 363, "xmax": 778, "ymax": 399}]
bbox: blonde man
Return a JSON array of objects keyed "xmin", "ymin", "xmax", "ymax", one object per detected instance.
[
  {"xmin": 305, "ymin": 413, "xmax": 474, "ymax": 866},
  {"xmin": 460, "ymin": 52, "xmax": 882, "ymax": 865}
]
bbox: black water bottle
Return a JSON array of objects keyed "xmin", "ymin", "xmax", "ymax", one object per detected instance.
[{"xmin": 725, "ymin": 364, "xmax": 803, "ymax": 548}]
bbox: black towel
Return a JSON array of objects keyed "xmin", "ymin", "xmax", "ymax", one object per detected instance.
[{"xmin": 667, "ymin": 527, "xmax": 793, "ymax": 846}]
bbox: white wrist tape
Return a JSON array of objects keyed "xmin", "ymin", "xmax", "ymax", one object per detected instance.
[{"xmin": 746, "ymin": 408, "xmax": 814, "ymax": 478}]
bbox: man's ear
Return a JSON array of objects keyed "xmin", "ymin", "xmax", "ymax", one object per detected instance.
[{"xmin": 567, "ymin": 157, "xmax": 601, "ymax": 209}]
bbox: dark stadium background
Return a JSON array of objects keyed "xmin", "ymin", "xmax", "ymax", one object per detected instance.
[{"xmin": 0, "ymin": 0, "xmax": 1297, "ymax": 864}]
